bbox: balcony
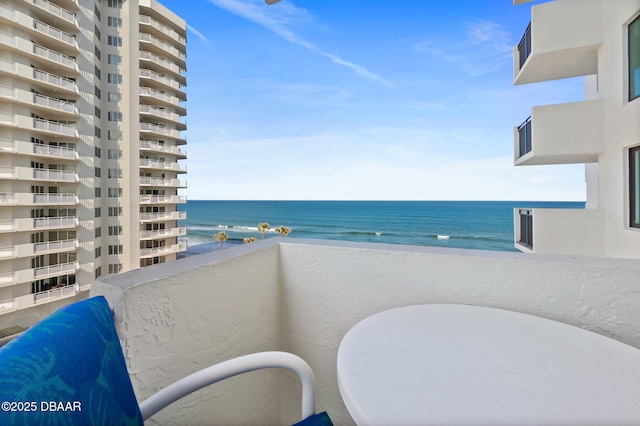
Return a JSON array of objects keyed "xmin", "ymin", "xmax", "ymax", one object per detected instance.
[
  {"xmin": 0, "ymin": 59, "xmax": 79, "ymax": 95},
  {"xmin": 139, "ymin": 176, "xmax": 186, "ymax": 188},
  {"xmin": 0, "ymin": 283, "xmax": 89, "ymax": 316},
  {"xmin": 0, "ymin": 139, "xmax": 78, "ymax": 160},
  {"xmin": 139, "ymin": 242, "xmax": 187, "ymax": 258},
  {"xmin": 139, "ymin": 211, "xmax": 186, "ymax": 222},
  {"xmin": 140, "ymin": 158, "xmax": 186, "ymax": 173},
  {"xmin": 139, "ymin": 87, "xmax": 186, "ymax": 116},
  {"xmin": 0, "ymin": 216, "xmax": 78, "ymax": 233},
  {"xmin": 514, "ymin": 100, "xmax": 604, "ymax": 165},
  {"xmin": 140, "ymin": 227, "xmax": 187, "ymax": 240},
  {"xmin": 139, "ymin": 123, "xmax": 184, "ymax": 142},
  {"xmin": 139, "ymin": 33, "xmax": 186, "ymax": 66},
  {"xmin": 139, "ymin": 14, "xmax": 186, "ymax": 46},
  {"xmin": 140, "ymin": 140, "xmax": 186, "ymax": 158},
  {"xmin": 0, "ymin": 239, "xmax": 78, "ymax": 260},
  {"xmin": 139, "ymin": 51, "xmax": 185, "ymax": 82},
  {"xmin": 0, "ymin": 193, "xmax": 78, "ymax": 206},
  {"xmin": 514, "ymin": 0, "xmax": 603, "ymax": 85},
  {"xmin": 139, "ymin": 69, "xmax": 186, "ymax": 99},
  {"xmin": 33, "ymin": 118, "xmax": 78, "ymax": 137},
  {"xmin": 139, "ymin": 195, "xmax": 187, "ymax": 204},
  {"xmin": 514, "ymin": 208, "xmax": 605, "ymax": 256},
  {"xmin": 90, "ymin": 239, "xmax": 640, "ymax": 424},
  {"xmin": 0, "ymin": 261, "xmax": 79, "ymax": 287},
  {"xmin": 139, "ymin": 105, "xmax": 186, "ymax": 130},
  {"xmin": 24, "ymin": 0, "xmax": 79, "ymax": 31},
  {"xmin": 0, "ymin": 85, "xmax": 78, "ymax": 118},
  {"xmin": 0, "ymin": 166, "xmax": 78, "ymax": 182}
]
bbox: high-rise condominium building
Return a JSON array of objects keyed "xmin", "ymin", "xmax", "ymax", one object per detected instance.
[
  {"xmin": 0, "ymin": 0, "xmax": 187, "ymax": 332},
  {"xmin": 513, "ymin": 0, "xmax": 640, "ymax": 259}
]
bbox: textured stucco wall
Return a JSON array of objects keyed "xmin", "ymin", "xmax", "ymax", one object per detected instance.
[
  {"xmin": 278, "ymin": 240, "xmax": 640, "ymax": 425},
  {"xmin": 93, "ymin": 239, "xmax": 640, "ymax": 425}
]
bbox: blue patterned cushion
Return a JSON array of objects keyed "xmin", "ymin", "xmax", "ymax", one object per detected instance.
[
  {"xmin": 0, "ymin": 296, "xmax": 143, "ymax": 425},
  {"xmin": 292, "ymin": 411, "xmax": 333, "ymax": 426}
]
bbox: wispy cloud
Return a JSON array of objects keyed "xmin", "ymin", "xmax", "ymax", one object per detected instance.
[
  {"xmin": 187, "ymin": 24, "xmax": 209, "ymax": 42},
  {"xmin": 204, "ymin": 0, "xmax": 392, "ymax": 86},
  {"xmin": 414, "ymin": 20, "xmax": 512, "ymax": 76}
]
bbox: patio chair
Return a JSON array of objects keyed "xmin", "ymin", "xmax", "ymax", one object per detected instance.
[{"xmin": 0, "ymin": 296, "xmax": 331, "ymax": 425}]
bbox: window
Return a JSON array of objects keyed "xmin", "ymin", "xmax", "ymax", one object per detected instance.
[
  {"xmin": 108, "ymin": 226, "xmax": 123, "ymax": 236},
  {"xmin": 108, "ymin": 54, "xmax": 121, "ymax": 65},
  {"xmin": 108, "ymin": 73, "xmax": 122, "ymax": 84},
  {"xmin": 95, "ymin": 246, "xmax": 101, "ymax": 258},
  {"xmin": 108, "ymin": 149, "xmax": 122, "ymax": 159},
  {"xmin": 107, "ymin": 0, "xmax": 123, "ymax": 9},
  {"xmin": 108, "ymin": 16, "xmax": 122, "ymax": 28},
  {"xmin": 95, "ymin": 267, "xmax": 102, "ymax": 279},
  {"xmin": 95, "ymin": 146, "xmax": 101, "ymax": 157},
  {"xmin": 95, "ymin": 106, "xmax": 101, "ymax": 119},
  {"xmin": 108, "ymin": 168, "xmax": 122, "ymax": 179},
  {"xmin": 108, "ymin": 187, "xmax": 122, "ymax": 197},
  {"xmin": 95, "ymin": 86, "xmax": 101, "ymax": 99},
  {"xmin": 95, "ymin": 187, "xmax": 101, "ymax": 197},
  {"xmin": 108, "ymin": 263, "xmax": 123, "ymax": 274},
  {"xmin": 630, "ymin": 15, "xmax": 640, "ymax": 101},
  {"xmin": 95, "ymin": 46, "xmax": 101, "ymax": 60},
  {"xmin": 108, "ymin": 111, "xmax": 122, "ymax": 122},
  {"xmin": 95, "ymin": 227, "xmax": 101, "ymax": 237},
  {"xmin": 95, "ymin": 5, "xmax": 101, "ymax": 20},
  {"xmin": 108, "ymin": 92, "xmax": 121, "ymax": 102},
  {"xmin": 95, "ymin": 167, "xmax": 101, "ymax": 177},
  {"xmin": 108, "ymin": 130, "xmax": 122, "ymax": 140},
  {"xmin": 95, "ymin": 26, "xmax": 101, "ymax": 41},
  {"xmin": 95, "ymin": 126, "xmax": 101, "ymax": 137},
  {"xmin": 631, "ymin": 145, "xmax": 640, "ymax": 228},
  {"xmin": 108, "ymin": 36, "xmax": 122, "ymax": 47},
  {"xmin": 95, "ymin": 65, "xmax": 101, "ymax": 80},
  {"xmin": 108, "ymin": 245, "xmax": 123, "ymax": 255},
  {"xmin": 95, "ymin": 207, "xmax": 101, "ymax": 218},
  {"xmin": 108, "ymin": 207, "xmax": 122, "ymax": 217}
]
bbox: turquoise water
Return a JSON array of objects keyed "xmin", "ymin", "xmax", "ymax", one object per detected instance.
[{"xmin": 180, "ymin": 200, "xmax": 584, "ymax": 253}]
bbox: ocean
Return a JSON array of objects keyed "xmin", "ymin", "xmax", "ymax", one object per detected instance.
[{"xmin": 179, "ymin": 200, "xmax": 584, "ymax": 254}]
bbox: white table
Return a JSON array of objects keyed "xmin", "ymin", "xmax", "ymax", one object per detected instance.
[{"xmin": 337, "ymin": 304, "xmax": 640, "ymax": 425}]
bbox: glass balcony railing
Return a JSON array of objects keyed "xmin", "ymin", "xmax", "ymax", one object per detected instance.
[
  {"xmin": 518, "ymin": 116, "xmax": 532, "ymax": 158},
  {"xmin": 518, "ymin": 209, "xmax": 533, "ymax": 249},
  {"xmin": 518, "ymin": 23, "xmax": 532, "ymax": 69}
]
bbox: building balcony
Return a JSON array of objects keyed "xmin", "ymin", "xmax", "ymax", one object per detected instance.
[
  {"xmin": 514, "ymin": 100, "xmax": 604, "ymax": 165},
  {"xmin": 0, "ymin": 139, "xmax": 79, "ymax": 160},
  {"xmin": 0, "ymin": 113, "xmax": 79, "ymax": 139},
  {"xmin": 139, "ymin": 105, "xmax": 186, "ymax": 130},
  {"xmin": 0, "ymin": 33, "xmax": 77, "ymax": 74},
  {"xmin": 0, "ymin": 216, "xmax": 78, "ymax": 234},
  {"xmin": 140, "ymin": 158, "xmax": 186, "ymax": 173},
  {"xmin": 140, "ymin": 227, "xmax": 187, "ymax": 240},
  {"xmin": 139, "ymin": 211, "xmax": 186, "ymax": 222},
  {"xmin": 23, "ymin": 0, "xmax": 79, "ymax": 32},
  {"xmin": 139, "ymin": 51, "xmax": 185, "ymax": 84},
  {"xmin": 139, "ymin": 69, "xmax": 186, "ymax": 100},
  {"xmin": 0, "ymin": 5, "xmax": 78, "ymax": 53},
  {"xmin": 139, "ymin": 33, "xmax": 186, "ymax": 68},
  {"xmin": 139, "ymin": 176, "xmax": 186, "ymax": 188},
  {"xmin": 0, "ymin": 193, "xmax": 78, "ymax": 206},
  {"xmin": 0, "ymin": 59, "xmax": 79, "ymax": 96},
  {"xmin": 514, "ymin": 0, "xmax": 602, "ymax": 85},
  {"xmin": 0, "ymin": 239, "xmax": 78, "ymax": 260},
  {"xmin": 139, "ymin": 195, "xmax": 187, "ymax": 205},
  {"xmin": 139, "ymin": 14, "xmax": 186, "ymax": 47},
  {"xmin": 139, "ymin": 242, "xmax": 187, "ymax": 258},
  {"xmin": 0, "ymin": 261, "xmax": 79, "ymax": 287},
  {"xmin": 0, "ymin": 85, "xmax": 79, "ymax": 118},
  {"xmin": 0, "ymin": 166, "xmax": 78, "ymax": 182},
  {"xmin": 139, "ymin": 140, "xmax": 186, "ymax": 159},
  {"xmin": 139, "ymin": 87, "xmax": 186, "ymax": 116},
  {"xmin": 514, "ymin": 208, "xmax": 605, "ymax": 256},
  {"xmin": 0, "ymin": 283, "xmax": 89, "ymax": 316},
  {"xmin": 90, "ymin": 239, "xmax": 640, "ymax": 424}
]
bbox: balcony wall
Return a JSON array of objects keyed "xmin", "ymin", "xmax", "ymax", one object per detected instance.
[
  {"xmin": 513, "ymin": 208, "xmax": 605, "ymax": 256},
  {"xmin": 92, "ymin": 239, "xmax": 640, "ymax": 425},
  {"xmin": 514, "ymin": 100, "xmax": 604, "ymax": 165},
  {"xmin": 514, "ymin": 0, "xmax": 603, "ymax": 85}
]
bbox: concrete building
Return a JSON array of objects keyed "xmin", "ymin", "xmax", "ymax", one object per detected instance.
[
  {"xmin": 0, "ymin": 0, "xmax": 187, "ymax": 330},
  {"xmin": 512, "ymin": 0, "xmax": 640, "ymax": 259}
]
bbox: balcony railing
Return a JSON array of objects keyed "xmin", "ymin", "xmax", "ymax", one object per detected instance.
[
  {"xmin": 34, "ymin": 261, "xmax": 78, "ymax": 279},
  {"xmin": 34, "ymin": 143, "xmax": 78, "ymax": 159},
  {"xmin": 140, "ymin": 140, "xmax": 186, "ymax": 156},
  {"xmin": 140, "ymin": 158, "xmax": 186, "ymax": 172},
  {"xmin": 28, "ymin": 0, "xmax": 77, "ymax": 27},
  {"xmin": 518, "ymin": 116, "xmax": 532, "ymax": 158},
  {"xmin": 140, "ymin": 195, "xmax": 187, "ymax": 204},
  {"xmin": 139, "ymin": 69, "xmax": 178, "ymax": 89},
  {"xmin": 139, "ymin": 123, "xmax": 182, "ymax": 139},
  {"xmin": 33, "ymin": 168, "xmax": 77, "ymax": 182},
  {"xmin": 34, "ymin": 216, "xmax": 77, "ymax": 229},
  {"xmin": 33, "ymin": 193, "xmax": 78, "ymax": 204},
  {"xmin": 33, "ymin": 93, "xmax": 77, "ymax": 114},
  {"xmin": 139, "ymin": 14, "xmax": 186, "ymax": 45},
  {"xmin": 139, "ymin": 242, "xmax": 187, "ymax": 257},
  {"xmin": 139, "ymin": 211, "xmax": 186, "ymax": 221},
  {"xmin": 0, "ymin": 283, "xmax": 89, "ymax": 316},
  {"xmin": 139, "ymin": 33, "xmax": 185, "ymax": 60},
  {"xmin": 33, "ymin": 44, "xmax": 77, "ymax": 70},
  {"xmin": 33, "ymin": 118, "xmax": 78, "ymax": 137},
  {"xmin": 139, "ymin": 176, "xmax": 185, "ymax": 187},
  {"xmin": 33, "ymin": 68, "xmax": 78, "ymax": 92},
  {"xmin": 33, "ymin": 19, "xmax": 77, "ymax": 48},
  {"xmin": 140, "ymin": 227, "xmax": 187, "ymax": 239},
  {"xmin": 518, "ymin": 22, "xmax": 532, "ymax": 69},
  {"xmin": 139, "ymin": 51, "xmax": 185, "ymax": 75},
  {"xmin": 33, "ymin": 239, "xmax": 77, "ymax": 254},
  {"xmin": 140, "ymin": 105, "xmax": 180, "ymax": 122},
  {"xmin": 518, "ymin": 209, "xmax": 533, "ymax": 249}
]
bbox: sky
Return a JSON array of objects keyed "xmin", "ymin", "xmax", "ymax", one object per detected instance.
[{"xmin": 158, "ymin": 0, "xmax": 587, "ymax": 201}]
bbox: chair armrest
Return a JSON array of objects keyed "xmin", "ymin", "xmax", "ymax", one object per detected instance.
[{"xmin": 139, "ymin": 351, "xmax": 316, "ymax": 422}]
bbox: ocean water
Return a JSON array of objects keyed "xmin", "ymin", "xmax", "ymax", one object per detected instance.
[{"xmin": 179, "ymin": 200, "xmax": 585, "ymax": 253}]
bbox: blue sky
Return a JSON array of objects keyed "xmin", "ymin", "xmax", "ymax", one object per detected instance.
[{"xmin": 160, "ymin": 0, "xmax": 586, "ymax": 201}]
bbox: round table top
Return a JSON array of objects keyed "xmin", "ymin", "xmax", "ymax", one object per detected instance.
[{"xmin": 337, "ymin": 304, "xmax": 640, "ymax": 425}]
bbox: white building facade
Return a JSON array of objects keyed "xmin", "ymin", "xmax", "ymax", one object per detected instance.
[
  {"xmin": 513, "ymin": 0, "xmax": 640, "ymax": 259},
  {"xmin": 0, "ymin": 0, "xmax": 187, "ymax": 330}
]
